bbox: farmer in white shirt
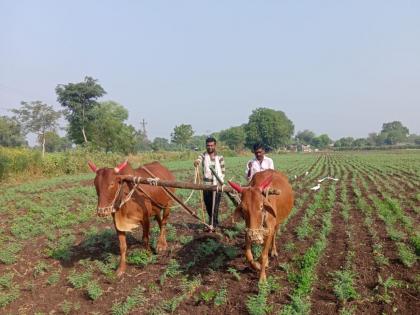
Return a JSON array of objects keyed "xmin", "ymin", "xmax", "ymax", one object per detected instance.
[
  {"xmin": 245, "ymin": 143, "xmax": 274, "ymax": 181},
  {"xmin": 194, "ymin": 137, "xmax": 225, "ymax": 231}
]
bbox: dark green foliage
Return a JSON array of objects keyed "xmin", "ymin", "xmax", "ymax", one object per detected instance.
[
  {"xmin": 171, "ymin": 124, "xmax": 194, "ymax": 148},
  {"xmin": 12, "ymin": 101, "xmax": 61, "ymax": 156},
  {"xmin": 244, "ymin": 107, "xmax": 294, "ymax": 149},
  {"xmin": 46, "ymin": 233, "xmax": 75, "ymax": 261},
  {"xmin": 160, "ymin": 259, "xmax": 181, "ymax": 285},
  {"xmin": 332, "ymin": 270, "xmax": 359, "ymax": 302},
  {"xmin": 86, "ymin": 281, "xmax": 103, "ymax": 300},
  {"xmin": 44, "ymin": 131, "xmax": 72, "ymax": 152},
  {"xmin": 219, "ymin": 125, "xmax": 246, "ymax": 151},
  {"xmin": 214, "ymin": 282, "xmax": 228, "ymax": 306},
  {"xmin": 0, "ymin": 243, "xmax": 22, "ymax": 265},
  {"xmin": 0, "ymin": 273, "xmax": 20, "ymax": 307},
  {"xmin": 67, "ymin": 271, "xmax": 92, "ymax": 289},
  {"xmin": 56, "ymin": 76, "xmax": 106, "ymax": 144},
  {"xmin": 111, "ymin": 286, "xmax": 146, "ymax": 315},
  {"xmin": 86, "ymin": 101, "xmax": 137, "ymax": 154},
  {"xmin": 0, "ymin": 116, "xmax": 27, "ymax": 147},
  {"xmin": 127, "ymin": 249, "xmax": 156, "ymax": 267},
  {"xmin": 245, "ymin": 281, "xmax": 272, "ymax": 315}
]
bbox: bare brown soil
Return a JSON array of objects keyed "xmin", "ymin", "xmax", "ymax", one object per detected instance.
[{"xmin": 1, "ymin": 154, "xmax": 419, "ymax": 315}]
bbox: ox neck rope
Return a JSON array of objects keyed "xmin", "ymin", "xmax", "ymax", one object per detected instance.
[
  {"xmin": 97, "ymin": 180, "xmax": 145, "ymax": 216},
  {"xmin": 245, "ymin": 190, "xmax": 270, "ymax": 244},
  {"xmin": 245, "ymin": 206, "xmax": 269, "ymax": 244},
  {"xmin": 97, "ymin": 182, "xmax": 125, "ymax": 216}
]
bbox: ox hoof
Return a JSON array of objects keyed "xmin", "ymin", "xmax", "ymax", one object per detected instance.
[
  {"xmin": 259, "ymin": 275, "xmax": 267, "ymax": 283},
  {"xmin": 252, "ymin": 261, "xmax": 261, "ymax": 271},
  {"xmin": 156, "ymin": 243, "xmax": 168, "ymax": 252},
  {"xmin": 116, "ymin": 268, "xmax": 126, "ymax": 277}
]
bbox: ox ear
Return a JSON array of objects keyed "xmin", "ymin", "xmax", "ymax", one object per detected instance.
[
  {"xmin": 259, "ymin": 175, "xmax": 273, "ymax": 192},
  {"xmin": 263, "ymin": 198, "xmax": 276, "ymax": 218},
  {"xmin": 228, "ymin": 181, "xmax": 243, "ymax": 193},
  {"xmin": 231, "ymin": 205, "xmax": 243, "ymax": 223},
  {"xmin": 88, "ymin": 161, "xmax": 97, "ymax": 173},
  {"xmin": 114, "ymin": 160, "xmax": 128, "ymax": 173}
]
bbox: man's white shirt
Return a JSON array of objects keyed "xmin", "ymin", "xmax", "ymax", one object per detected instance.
[{"xmin": 245, "ymin": 156, "xmax": 274, "ymax": 180}]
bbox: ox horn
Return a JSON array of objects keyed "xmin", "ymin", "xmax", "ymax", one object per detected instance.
[
  {"xmin": 88, "ymin": 161, "xmax": 97, "ymax": 173},
  {"xmin": 259, "ymin": 175, "xmax": 273, "ymax": 192},
  {"xmin": 228, "ymin": 181, "xmax": 243, "ymax": 193},
  {"xmin": 114, "ymin": 160, "xmax": 128, "ymax": 173}
]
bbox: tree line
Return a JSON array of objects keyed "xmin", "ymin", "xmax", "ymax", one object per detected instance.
[{"xmin": 1, "ymin": 76, "xmax": 418, "ymax": 154}]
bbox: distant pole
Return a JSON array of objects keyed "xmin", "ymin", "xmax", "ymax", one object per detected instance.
[{"xmin": 140, "ymin": 119, "xmax": 147, "ymax": 137}]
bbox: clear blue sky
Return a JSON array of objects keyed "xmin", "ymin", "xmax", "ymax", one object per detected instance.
[{"xmin": 1, "ymin": 0, "xmax": 419, "ymax": 141}]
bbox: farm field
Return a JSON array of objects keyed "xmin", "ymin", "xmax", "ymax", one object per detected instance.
[{"xmin": 0, "ymin": 151, "xmax": 419, "ymax": 315}]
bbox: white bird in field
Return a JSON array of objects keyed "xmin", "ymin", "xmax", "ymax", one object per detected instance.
[
  {"xmin": 310, "ymin": 184, "xmax": 321, "ymax": 191},
  {"xmin": 305, "ymin": 171, "xmax": 309, "ymax": 176},
  {"xmin": 294, "ymin": 175, "xmax": 297, "ymax": 179},
  {"xmin": 318, "ymin": 177, "xmax": 328, "ymax": 183}
]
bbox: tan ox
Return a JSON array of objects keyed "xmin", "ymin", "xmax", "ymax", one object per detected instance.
[
  {"xmin": 88, "ymin": 160, "xmax": 175, "ymax": 276},
  {"xmin": 229, "ymin": 169, "xmax": 294, "ymax": 282}
]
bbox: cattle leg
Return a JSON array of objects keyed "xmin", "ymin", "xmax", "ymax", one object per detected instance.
[
  {"xmin": 157, "ymin": 206, "xmax": 170, "ymax": 252},
  {"xmin": 116, "ymin": 230, "xmax": 127, "ymax": 277},
  {"xmin": 245, "ymin": 237, "xmax": 261, "ymax": 271},
  {"xmin": 141, "ymin": 216, "xmax": 151, "ymax": 251},
  {"xmin": 270, "ymin": 225, "xmax": 279, "ymax": 257},
  {"xmin": 259, "ymin": 233, "xmax": 274, "ymax": 282}
]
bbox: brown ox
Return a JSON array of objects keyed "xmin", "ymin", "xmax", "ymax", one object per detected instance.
[
  {"xmin": 88, "ymin": 160, "xmax": 175, "ymax": 276},
  {"xmin": 229, "ymin": 169, "xmax": 294, "ymax": 282}
]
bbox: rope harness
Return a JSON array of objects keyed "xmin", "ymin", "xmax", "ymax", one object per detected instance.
[
  {"xmin": 245, "ymin": 206, "xmax": 269, "ymax": 244},
  {"xmin": 96, "ymin": 183, "xmax": 125, "ymax": 217},
  {"xmin": 96, "ymin": 166, "xmax": 216, "ymax": 230},
  {"xmin": 97, "ymin": 165, "xmax": 203, "ymax": 218},
  {"xmin": 245, "ymin": 190, "xmax": 270, "ymax": 244}
]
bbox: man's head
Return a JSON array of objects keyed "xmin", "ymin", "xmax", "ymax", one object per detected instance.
[
  {"xmin": 253, "ymin": 143, "xmax": 265, "ymax": 161},
  {"xmin": 206, "ymin": 137, "xmax": 217, "ymax": 154}
]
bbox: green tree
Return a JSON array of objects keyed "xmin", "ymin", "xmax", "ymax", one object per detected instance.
[
  {"xmin": 407, "ymin": 134, "xmax": 420, "ymax": 145},
  {"xmin": 244, "ymin": 108, "xmax": 294, "ymax": 149},
  {"xmin": 189, "ymin": 135, "xmax": 207, "ymax": 151},
  {"xmin": 171, "ymin": 124, "xmax": 194, "ymax": 149},
  {"xmin": 134, "ymin": 130, "xmax": 152, "ymax": 152},
  {"xmin": 219, "ymin": 125, "xmax": 246, "ymax": 151},
  {"xmin": 334, "ymin": 137, "xmax": 354, "ymax": 148},
  {"xmin": 353, "ymin": 138, "xmax": 368, "ymax": 148},
  {"xmin": 87, "ymin": 101, "xmax": 137, "ymax": 154},
  {"xmin": 295, "ymin": 129, "xmax": 315, "ymax": 145},
  {"xmin": 380, "ymin": 121, "xmax": 409, "ymax": 145},
  {"xmin": 44, "ymin": 131, "xmax": 72, "ymax": 152},
  {"xmin": 0, "ymin": 116, "xmax": 27, "ymax": 147},
  {"xmin": 366, "ymin": 133, "xmax": 378, "ymax": 146},
  {"xmin": 311, "ymin": 134, "xmax": 332, "ymax": 149},
  {"xmin": 12, "ymin": 101, "xmax": 61, "ymax": 156},
  {"xmin": 56, "ymin": 76, "xmax": 106, "ymax": 144},
  {"xmin": 151, "ymin": 137, "xmax": 170, "ymax": 151}
]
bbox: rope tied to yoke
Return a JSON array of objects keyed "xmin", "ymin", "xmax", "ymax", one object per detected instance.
[
  {"xmin": 245, "ymin": 189, "xmax": 270, "ymax": 244},
  {"xmin": 140, "ymin": 165, "xmax": 213, "ymax": 229}
]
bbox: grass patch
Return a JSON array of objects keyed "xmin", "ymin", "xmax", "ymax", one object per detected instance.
[
  {"xmin": 160, "ymin": 259, "xmax": 182, "ymax": 285},
  {"xmin": 127, "ymin": 249, "xmax": 156, "ymax": 267},
  {"xmin": 0, "ymin": 273, "xmax": 20, "ymax": 308},
  {"xmin": 331, "ymin": 270, "xmax": 359, "ymax": 302},
  {"xmin": 111, "ymin": 285, "xmax": 146, "ymax": 315},
  {"xmin": 396, "ymin": 242, "xmax": 417, "ymax": 267}
]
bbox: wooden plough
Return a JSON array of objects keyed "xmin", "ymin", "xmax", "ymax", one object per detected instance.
[{"xmin": 117, "ymin": 174, "xmax": 281, "ymax": 228}]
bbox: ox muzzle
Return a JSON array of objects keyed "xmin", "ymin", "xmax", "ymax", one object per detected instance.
[
  {"xmin": 246, "ymin": 227, "xmax": 269, "ymax": 244},
  {"xmin": 96, "ymin": 205, "xmax": 116, "ymax": 217}
]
